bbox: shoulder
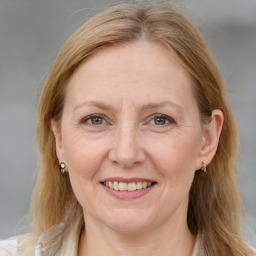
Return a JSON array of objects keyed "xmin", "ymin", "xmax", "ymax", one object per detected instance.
[
  {"xmin": 0, "ymin": 238, "xmax": 18, "ymax": 256},
  {"xmin": 0, "ymin": 235, "xmax": 45, "ymax": 256}
]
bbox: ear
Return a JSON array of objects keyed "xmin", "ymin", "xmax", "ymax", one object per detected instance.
[
  {"xmin": 51, "ymin": 118, "xmax": 65, "ymax": 163},
  {"xmin": 196, "ymin": 109, "xmax": 224, "ymax": 169}
]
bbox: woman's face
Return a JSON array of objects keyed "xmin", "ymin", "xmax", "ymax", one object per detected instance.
[{"xmin": 53, "ymin": 41, "xmax": 206, "ymax": 234}]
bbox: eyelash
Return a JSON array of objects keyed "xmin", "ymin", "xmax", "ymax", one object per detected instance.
[
  {"xmin": 148, "ymin": 114, "xmax": 175, "ymax": 126},
  {"xmin": 79, "ymin": 113, "xmax": 175, "ymax": 127},
  {"xmin": 80, "ymin": 114, "xmax": 108, "ymax": 126}
]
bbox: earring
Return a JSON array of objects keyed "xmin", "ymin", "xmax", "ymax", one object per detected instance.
[
  {"xmin": 201, "ymin": 161, "xmax": 207, "ymax": 173},
  {"xmin": 60, "ymin": 162, "xmax": 67, "ymax": 174}
]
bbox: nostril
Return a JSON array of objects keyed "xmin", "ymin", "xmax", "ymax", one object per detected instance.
[{"xmin": 108, "ymin": 145, "xmax": 146, "ymax": 168}]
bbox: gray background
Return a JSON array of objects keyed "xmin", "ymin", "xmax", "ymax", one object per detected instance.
[{"xmin": 0, "ymin": 0, "xmax": 255, "ymax": 245}]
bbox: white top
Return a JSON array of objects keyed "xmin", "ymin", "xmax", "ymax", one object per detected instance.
[
  {"xmin": 0, "ymin": 239, "xmax": 19, "ymax": 256},
  {"xmin": 0, "ymin": 238, "xmax": 47, "ymax": 256}
]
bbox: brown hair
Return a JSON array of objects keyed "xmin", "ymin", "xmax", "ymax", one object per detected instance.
[{"xmin": 19, "ymin": 2, "xmax": 253, "ymax": 256}]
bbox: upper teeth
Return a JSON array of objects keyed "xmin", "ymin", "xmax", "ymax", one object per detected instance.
[{"xmin": 104, "ymin": 181, "xmax": 152, "ymax": 191}]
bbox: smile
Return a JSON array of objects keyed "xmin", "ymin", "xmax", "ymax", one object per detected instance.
[{"xmin": 103, "ymin": 181, "xmax": 154, "ymax": 191}]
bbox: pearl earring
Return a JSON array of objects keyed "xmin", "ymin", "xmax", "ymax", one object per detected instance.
[
  {"xmin": 201, "ymin": 161, "xmax": 207, "ymax": 173},
  {"xmin": 60, "ymin": 162, "xmax": 67, "ymax": 174}
]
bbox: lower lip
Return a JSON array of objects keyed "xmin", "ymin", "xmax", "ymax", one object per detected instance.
[{"xmin": 101, "ymin": 183, "xmax": 155, "ymax": 200}]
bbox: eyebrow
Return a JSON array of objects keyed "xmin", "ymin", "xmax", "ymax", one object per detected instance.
[
  {"xmin": 73, "ymin": 100, "xmax": 183, "ymax": 113},
  {"xmin": 73, "ymin": 100, "xmax": 114, "ymax": 112},
  {"xmin": 140, "ymin": 101, "xmax": 183, "ymax": 112}
]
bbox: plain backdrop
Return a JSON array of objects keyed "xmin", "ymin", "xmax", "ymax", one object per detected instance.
[{"xmin": 0, "ymin": 0, "xmax": 255, "ymax": 245}]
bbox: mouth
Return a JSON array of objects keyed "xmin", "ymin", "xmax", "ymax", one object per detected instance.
[
  {"xmin": 100, "ymin": 178, "xmax": 157, "ymax": 200},
  {"xmin": 102, "ymin": 181, "xmax": 156, "ymax": 192}
]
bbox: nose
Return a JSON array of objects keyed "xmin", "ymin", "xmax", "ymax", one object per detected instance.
[{"xmin": 108, "ymin": 122, "xmax": 146, "ymax": 168}]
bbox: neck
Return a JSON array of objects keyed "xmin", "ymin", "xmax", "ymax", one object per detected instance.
[{"xmin": 78, "ymin": 214, "xmax": 195, "ymax": 256}]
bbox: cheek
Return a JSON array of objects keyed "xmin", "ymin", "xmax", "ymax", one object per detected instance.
[
  {"xmin": 150, "ymin": 133, "xmax": 201, "ymax": 184},
  {"xmin": 62, "ymin": 134, "xmax": 109, "ymax": 211},
  {"xmin": 62, "ymin": 132, "xmax": 109, "ymax": 178}
]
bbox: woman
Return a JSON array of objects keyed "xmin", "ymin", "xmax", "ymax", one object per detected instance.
[{"xmin": 0, "ymin": 2, "xmax": 255, "ymax": 256}]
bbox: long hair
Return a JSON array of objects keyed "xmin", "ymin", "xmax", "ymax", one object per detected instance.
[{"xmin": 18, "ymin": 2, "xmax": 253, "ymax": 255}]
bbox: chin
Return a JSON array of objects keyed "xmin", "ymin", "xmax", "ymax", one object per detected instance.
[
  {"xmin": 99, "ymin": 209, "xmax": 155, "ymax": 234},
  {"xmin": 107, "ymin": 221, "xmax": 150, "ymax": 234}
]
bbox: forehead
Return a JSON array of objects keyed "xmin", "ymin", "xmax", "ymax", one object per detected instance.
[{"xmin": 65, "ymin": 41, "xmax": 197, "ymax": 111}]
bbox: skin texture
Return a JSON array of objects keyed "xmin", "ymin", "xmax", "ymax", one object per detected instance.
[{"xmin": 52, "ymin": 41, "xmax": 223, "ymax": 256}]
